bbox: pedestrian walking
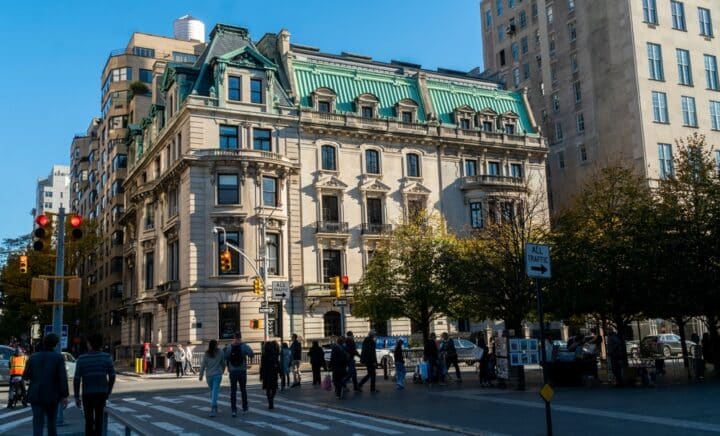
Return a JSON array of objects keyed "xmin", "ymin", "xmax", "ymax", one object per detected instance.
[
  {"xmin": 423, "ymin": 332, "xmax": 439, "ymax": 384},
  {"xmin": 175, "ymin": 344, "xmax": 186, "ymax": 377},
  {"xmin": 290, "ymin": 334, "xmax": 302, "ymax": 387},
  {"xmin": 166, "ymin": 346, "xmax": 175, "ymax": 373},
  {"xmin": 358, "ymin": 330, "xmax": 379, "ymax": 393},
  {"xmin": 330, "ymin": 337, "xmax": 349, "ymax": 399},
  {"xmin": 477, "ymin": 338, "xmax": 491, "ymax": 387},
  {"xmin": 144, "ymin": 347, "xmax": 153, "ymax": 374},
  {"xmin": 441, "ymin": 333, "xmax": 461, "ymax": 382},
  {"xmin": 22, "ymin": 333, "xmax": 69, "ymax": 436},
  {"xmin": 307, "ymin": 341, "xmax": 325, "ymax": 385},
  {"xmin": 280, "ymin": 342, "xmax": 291, "ymax": 389},
  {"xmin": 74, "ymin": 334, "xmax": 116, "ymax": 436},
  {"xmin": 393, "ymin": 340, "xmax": 406, "ymax": 390},
  {"xmin": 223, "ymin": 333, "xmax": 254, "ymax": 417},
  {"xmin": 701, "ymin": 333, "xmax": 713, "ymax": 369},
  {"xmin": 342, "ymin": 332, "xmax": 360, "ymax": 392},
  {"xmin": 607, "ymin": 328, "xmax": 624, "ymax": 387},
  {"xmin": 691, "ymin": 333, "xmax": 705, "ymax": 380},
  {"xmin": 199, "ymin": 340, "xmax": 225, "ymax": 417},
  {"xmin": 260, "ymin": 341, "xmax": 280, "ymax": 409},
  {"xmin": 184, "ymin": 345, "xmax": 196, "ymax": 375}
]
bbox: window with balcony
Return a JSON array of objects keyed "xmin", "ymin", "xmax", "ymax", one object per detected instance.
[
  {"xmin": 250, "ymin": 78, "xmax": 263, "ymax": 103},
  {"xmin": 361, "ymin": 106, "xmax": 374, "ymax": 118},
  {"xmin": 482, "ymin": 120, "xmax": 494, "ymax": 131},
  {"xmin": 144, "ymin": 203, "xmax": 154, "ymax": 230},
  {"xmin": 406, "ymin": 153, "xmax": 420, "ymax": 177},
  {"xmin": 470, "ymin": 202, "xmax": 483, "ymax": 229},
  {"xmin": 168, "ymin": 187, "xmax": 178, "ymax": 216},
  {"xmin": 253, "ymin": 129, "xmax": 272, "ymax": 151},
  {"xmin": 367, "ymin": 197, "xmax": 383, "ymax": 226},
  {"xmin": 408, "ymin": 199, "xmax": 425, "ymax": 221},
  {"xmin": 365, "ymin": 149, "xmax": 380, "ymax": 174},
  {"xmin": 465, "ymin": 159, "xmax": 478, "ymax": 176},
  {"xmin": 262, "ymin": 176, "xmax": 278, "ymax": 207},
  {"xmin": 505, "ymin": 123, "xmax": 516, "ymax": 135},
  {"xmin": 460, "ymin": 118, "xmax": 471, "ymax": 129},
  {"xmin": 322, "ymin": 250, "xmax": 342, "ymax": 283},
  {"xmin": 217, "ymin": 174, "xmax": 239, "ymax": 205},
  {"xmin": 321, "ymin": 145, "xmax": 337, "ymax": 171},
  {"xmin": 511, "ymin": 163, "xmax": 523, "ymax": 179},
  {"xmin": 488, "ymin": 161, "xmax": 500, "ymax": 176},
  {"xmin": 267, "ymin": 233, "xmax": 280, "ymax": 275},
  {"xmin": 322, "ymin": 195, "xmax": 339, "ymax": 222},
  {"xmin": 219, "ymin": 125, "xmax": 238, "ymax": 149},
  {"xmin": 318, "ymin": 101, "xmax": 331, "ymax": 113},
  {"xmin": 228, "ymin": 76, "xmax": 241, "ymax": 101},
  {"xmin": 219, "ymin": 231, "xmax": 241, "ymax": 275},
  {"xmin": 401, "ymin": 111, "xmax": 413, "ymax": 123}
]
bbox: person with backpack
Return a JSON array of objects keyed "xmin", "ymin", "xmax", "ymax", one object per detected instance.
[
  {"xmin": 259, "ymin": 341, "xmax": 280, "ymax": 409},
  {"xmin": 223, "ymin": 333, "xmax": 254, "ymax": 417},
  {"xmin": 441, "ymin": 333, "xmax": 461, "ymax": 383},
  {"xmin": 199, "ymin": 340, "xmax": 225, "ymax": 417},
  {"xmin": 307, "ymin": 341, "xmax": 326, "ymax": 385},
  {"xmin": 280, "ymin": 343, "xmax": 291, "ymax": 390},
  {"xmin": 358, "ymin": 330, "xmax": 379, "ymax": 393},
  {"xmin": 289, "ymin": 334, "xmax": 302, "ymax": 388},
  {"xmin": 329, "ymin": 337, "xmax": 349, "ymax": 399}
]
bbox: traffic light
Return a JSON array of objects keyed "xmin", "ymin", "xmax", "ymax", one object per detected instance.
[
  {"xmin": 220, "ymin": 250, "xmax": 232, "ymax": 272},
  {"xmin": 253, "ymin": 277, "xmax": 263, "ymax": 295},
  {"xmin": 19, "ymin": 255, "xmax": 28, "ymax": 273},
  {"xmin": 333, "ymin": 276, "xmax": 341, "ymax": 298},
  {"xmin": 68, "ymin": 277, "xmax": 81, "ymax": 303},
  {"xmin": 249, "ymin": 319, "xmax": 264, "ymax": 329},
  {"xmin": 33, "ymin": 214, "xmax": 53, "ymax": 252},
  {"xmin": 341, "ymin": 275, "xmax": 349, "ymax": 291},
  {"xmin": 30, "ymin": 278, "xmax": 49, "ymax": 302},
  {"xmin": 68, "ymin": 214, "xmax": 83, "ymax": 240}
]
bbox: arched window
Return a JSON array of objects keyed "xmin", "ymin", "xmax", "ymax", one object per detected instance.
[
  {"xmin": 406, "ymin": 153, "xmax": 420, "ymax": 177},
  {"xmin": 365, "ymin": 149, "xmax": 380, "ymax": 174},
  {"xmin": 323, "ymin": 311, "xmax": 341, "ymax": 337},
  {"xmin": 321, "ymin": 145, "xmax": 337, "ymax": 171}
]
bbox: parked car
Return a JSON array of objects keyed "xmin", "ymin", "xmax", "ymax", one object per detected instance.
[
  {"xmin": 454, "ymin": 338, "xmax": 483, "ymax": 365},
  {"xmin": 640, "ymin": 334, "xmax": 696, "ymax": 358},
  {"xmin": 0, "ymin": 345, "xmax": 15, "ymax": 385}
]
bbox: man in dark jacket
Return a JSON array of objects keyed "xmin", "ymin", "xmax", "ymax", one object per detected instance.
[
  {"xmin": 358, "ymin": 330, "xmax": 379, "ymax": 393},
  {"xmin": 441, "ymin": 333, "xmax": 461, "ymax": 382},
  {"xmin": 424, "ymin": 332, "xmax": 439, "ymax": 384},
  {"xmin": 289, "ymin": 334, "xmax": 302, "ymax": 387},
  {"xmin": 74, "ymin": 333, "xmax": 116, "ymax": 436},
  {"xmin": 342, "ymin": 331, "xmax": 360, "ymax": 391},
  {"xmin": 330, "ymin": 337, "xmax": 348, "ymax": 399},
  {"xmin": 23, "ymin": 333, "xmax": 69, "ymax": 436}
]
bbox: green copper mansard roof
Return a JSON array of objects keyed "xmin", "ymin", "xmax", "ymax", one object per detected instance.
[{"xmin": 292, "ymin": 59, "xmax": 428, "ymax": 122}]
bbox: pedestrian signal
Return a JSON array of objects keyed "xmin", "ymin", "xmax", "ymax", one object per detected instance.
[{"xmin": 341, "ymin": 275, "xmax": 349, "ymax": 291}]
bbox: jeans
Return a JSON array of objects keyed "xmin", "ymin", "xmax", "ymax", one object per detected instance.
[
  {"xmin": 395, "ymin": 362, "xmax": 406, "ymax": 388},
  {"xmin": 292, "ymin": 360, "xmax": 301, "ymax": 384},
  {"xmin": 206, "ymin": 374, "xmax": 222, "ymax": 409},
  {"xmin": 343, "ymin": 361, "xmax": 359, "ymax": 389},
  {"xmin": 82, "ymin": 393, "xmax": 107, "ymax": 436},
  {"xmin": 229, "ymin": 370, "xmax": 248, "ymax": 412},
  {"xmin": 359, "ymin": 363, "xmax": 377, "ymax": 391},
  {"xmin": 175, "ymin": 361, "xmax": 184, "ymax": 377},
  {"xmin": 31, "ymin": 402, "xmax": 58, "ymax": 436}
]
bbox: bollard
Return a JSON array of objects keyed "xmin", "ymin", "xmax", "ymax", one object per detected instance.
[{"xmin": 135, "ymin": 358, "xmax": 143, "ymax": 373}]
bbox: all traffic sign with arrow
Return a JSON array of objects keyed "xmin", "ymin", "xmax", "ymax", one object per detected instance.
[
  {"xmin": 525, "ymin": 243, "xmax": 551, "ymax": 279},
  {"xmin": 272, "ymin": 281, "xmax": 290, "ymax": 300}
]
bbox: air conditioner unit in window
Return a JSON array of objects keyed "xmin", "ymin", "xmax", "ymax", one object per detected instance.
[{"xmin": 506, "ymin": 24, "xmax": 517, "ymax": 35}]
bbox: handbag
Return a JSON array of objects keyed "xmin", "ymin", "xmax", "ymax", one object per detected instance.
[
  {"xmin": 322, "ymin": 374, "xmax": 332, "ymax": 391},
  {"xmin": 419, "ymin": 361, "xmax": 429, "ymax": 381}
]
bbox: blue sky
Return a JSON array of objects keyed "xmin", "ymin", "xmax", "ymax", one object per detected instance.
[{"xmin": 0, "ymin": 0, "xmax": 484, "ymax": 245}]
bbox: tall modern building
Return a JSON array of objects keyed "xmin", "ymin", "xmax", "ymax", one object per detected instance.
[
  {"xmin": 112, "ymin": 22, "xmax": 548, "ymax": 357},
  {"xmin": 69, "ymin": 24, "xmax": 205, "ymax": 347},
  {"xmin": 34, "ymin": 165, "xmax": 70, "ymax": 219},
  {"xmin": 481, "ymin": 0, "xmax": 720, "ymax": 211}
]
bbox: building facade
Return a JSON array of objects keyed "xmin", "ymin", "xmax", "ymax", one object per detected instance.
[
  {"xmin": 69, "ymin": 29, "xmax": 205, "ymax": 347},
  {"xmin": 481, "ymin": 0, "xmax": 720, "ymax": 210},
  {"xmin": 34, "ymin": 165, "xmax": 70, "ymax": 220},
  {"xmin": 115, "ymin": 23, "xmax": 548, "ymax": 355}
]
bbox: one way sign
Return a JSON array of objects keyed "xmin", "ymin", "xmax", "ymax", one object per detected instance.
[{"xmin": 525, "ymin": 243, "xmax": 552, "ymax": 279}]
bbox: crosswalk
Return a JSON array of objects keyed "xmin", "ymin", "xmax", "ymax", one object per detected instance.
[{"xmin": 0, "ymin": 387, "xmax": 441, "ymax": 435}]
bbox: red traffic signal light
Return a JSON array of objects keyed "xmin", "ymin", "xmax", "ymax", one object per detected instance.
[
  {"xmin": 69, "ymin": 215, "xmax": 82, "ymax": 227},
  {"xmin": 33, "ymin": 214, "xmax": 53, "ymax": 252},
  {"xmin": 341, "ymin": 275, "xmax": 349, "ymax": 290},
  {"xmin": 68, "ymin": 214, "xmax": 83, "ymax": 240},
  {"xmin": 35, "ymin": 214, "xmax": 49, "ymax": 227}
]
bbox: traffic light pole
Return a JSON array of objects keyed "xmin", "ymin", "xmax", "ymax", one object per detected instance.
[
  {"xmin": 260, "ymin": 218, "xmax": 269, "ymax": 343},
  {"xmin": 52, "ymin": 208, "xmax": 66, "ymax": 353},
  {"xmin": 537, "ymin": 278, "xmax": 553, "ymax": 436}
]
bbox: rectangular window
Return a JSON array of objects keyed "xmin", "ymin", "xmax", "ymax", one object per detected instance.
[
  {"xmin": 510, "ymin": 163, "xmax": 523, "ymax": 178},
  {"xmin": 508, "ymin": 0, "xmax": 515, "ymax": 8},
  {"xmin": 711, "ymin": 100, "xmax": 720, "ymax": 130},
  {"xmin": 648, "ymin": 43, "xmax": 664, "ymax": 80},
  {"xmin": 716, "ymin": 151, "xmax": 720, "ymax": 173},
  {"xmin": 652, "ymin": 91, "xmax": 669, "ymax": 123},
  {"xmin": 144, "ymin": 252, "xmax": 154, "ymax": 290},
  {"xmin": 168, "ymin": 187, "xmax": 178, "ymax": 217},
  {"xmin": 520, "ymin": 10, "xmax": 527, "ymax": 28},
  {"xmin": 568, "ymin": 0, "xmax": 575, "ymax": 11},
  {"xmin": 168, "ymin": 240, "xmax": 179, "ymax": 281},
  {"xmin": 567, "ymin": 22, "xmax": 577, "ymax": 42},
  {"xmin": 266, "ymin": 233, "xmax": 280, "ymax": 275},
  {"xmin": 705, "ymin": 55, "xmax": 719, "ymax": 90},
  {"xmin": 552, "ymin": 93, "xmax": 560, "ymax": 112},
  {"xmin": 139, "ymin": 68, "xmax": 153, "ymax": 84},
  {"xmin": 318, "ymin": 101, "xmax": 331, "ymax": 113},
  {"xmin": 677, "ymin": 49, "xmax": 693, "ymax": 85},
  {"xmin": 173, "ymin": 52, "xmax": 197, "ymax": 63},
  {"xmin": 488, "ymin": 161, "xmax": 500, "ymax": 176},
  {"xmin": 470, "ymin": 202, "xmax": 483, "ymax": 229},
  {"xmin": 406, "ymin": 154, "xmax": 420, "ymax": 177},
  {"xmin": 322, "ymin": 249, "xmax": 342, "ymax": 283},
  {"xmin": 365, "ymin": 149, "xmax": 380, "ymax": 174},
  {"xmin": 460, "ymin": 118, "xmax": 471, "ymax": 129},
  {"xmin": 44, "ymin": 191, "xmax": 52, "ymax": 198},
  {"xmin": 112, "ymin": 154, "xmax": 127, "ymax": 170},
  {"xmin": 546, "ymin": 5, "xmax": 554, "ymax": 24},
  {"xmin": 218, "ymin": 174, "xmax": 239, "ymax": 205},
  {"xmin": 578, "ymin": 144, "xmax": 588, "ymax": 162},
  {"xmin": 671, "ymin": 1, "xmax": 686, "ymax": 30},
  {"xmin": 145, "ymin": 203, "xmax": 154, "ymax": 230},
  {"xmin": 250, "ymin": 78, "xmax": 263, "ymax": 103},
  {"xmin": 465, "ymin": 159, "xmax": 478, "ymax": 176},
  {"xmin": 505, "ymin": 123, "xmax": 516, "ymax": 135},
  {"xmin": 218, "ymin": 303, "xmax": 240, "ymax": 340},
  {"xmin": 228, "ymin": 76, "xmax": 241, "ymax": 101},
  {"xmin": 511, "ymin": 42, "xmax": 519, "ymax": 60},
  {"xmin": 253, "ymin": 128, "xmax": 272, "ymax": 151},
  {"xmin": 576, "ymin": 112, "xmax": 585, "ymax": 133},
  {"xmin": 523, "ymin": 63, "xmax": 531, "ymax": 80},
  {"xmin": 513, "ymin": 68, "xmax": 521, "ymax": 87},
  {"xmin": 219, "ymin": 231, "xmax": 241, "ymax": 275},
  {"xmin": 558, "ymin": 151, "xmax": 565, "ymax": 169},
  {"xmin": 681, "ymin": 96, "xmax": 697, "ymax": 126},
  {"xmin": 219, "ymin": 125, "xmax": 238, "ymax": 149},
  {"xmin": 485, "ymin": 10, "xmax": 492, "ymax": 28},
  {"xmin": 571, "ymin": 53, "xmax": 579, "ymax": 72},
  {"xmin": 361, "ymin": 106, "xmax": 374, "ymax": 118},
  {"xmin": 483, "ymin": 120, "xmax": 494, "ymax": 131},
  {"xmin": 699, "ymin": 8, "xmax": 713, "ymax": 37},
  {"xmin": 521, "ymin": 36, "xmax": 528, "ymax": 54},
  {"xmin": 263, "ymin": 176, "xmax": 278, "ymax": 207},
  {"xmin": 555, "ymin": 122, "xmax": 564, "ymax": 142},
  {"xmin": 498, "ymin": 25, "xmax": 505, "ymax": 42},
  {"xmin": 574, "ymin": 81, "xmax": 582, "ymax": 102},
  {"xmin": 367, "ymin": 197, "xmax": 383, "ymax": 225},
  {"xmin": 496, "ymin": 0, "xmax": 503, "ymax": 16},
  {"xmin": 658, "ymin": 143, "xmax": 674, "ymax": 178},
  {"xmin": 401, "ymin": 111, "xmax": 413, "ymax": 123},
  {"xmin": 322, "ymin": 195, "xmax": 339, "ymax": 222},
  {"xmin": 133, "ymin": 46, "xmax": 155, "ymax": 58},
  {"xmin": 643, "ymin": 0, "xmax": 658, "ymax": 24}
]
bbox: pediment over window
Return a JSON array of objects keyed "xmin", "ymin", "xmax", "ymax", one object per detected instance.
[
  {"xmin": 210, "ymin": 213, "xmax": 247, "ymax": 228},
  {"xmin": 478, "ymin": 107, "xmax": 498, "ymax": 116},
  {"xmin": 360, "ymin": 178, "xmax": 391, "ymax": 193},
  {"xmin": 314, "ymin": 174, "xmax": 348, "ymax": 191},
  {"xmin": 219, "ymin": 46, "xmax": 277, "ymax": 70},
  {"xmin": 500, "ymin": 110, "xmax": 519, "ymax": 119},
  {"xmin": 401, "ymin": 179, "xmax": 431, "ymax": 195}
]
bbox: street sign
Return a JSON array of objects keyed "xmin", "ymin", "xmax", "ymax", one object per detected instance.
[
  {"xmin": 44, "ymin": 324, "xmax": 68, "ymax": 349},
  {"xmin": 258, "ymin": 307, "xmax": 274, "ymax": 314},
  {"xmin": 525, "ymin": 243, "xmax": 552, "ymax": 279},
  {"xmin": 272, "ymin": 281, "xmax": 290, "ymax": 300},
  {"xmin": 333, "ymin": 299, "xmax": 347, "ymax": 307},
  {"xmin": 539, "ymin": 383, "xmax": 555, "ymax": 403}
]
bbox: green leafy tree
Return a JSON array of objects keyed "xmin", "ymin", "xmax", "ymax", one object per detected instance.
[{"xmin": 354, "ymin": 214, "xmax": 461, "ymax": 342}]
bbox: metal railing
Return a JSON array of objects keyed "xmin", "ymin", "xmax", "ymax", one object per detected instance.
[
  {"xmin": 315, "ymin": 221, "xmax": 349, "ymax": 233},
  {"xmin": 462, "ymin": 174, "xmax": 524, "ymax": 186},
  {"xmin": 362, "ymin": 223, "xmax": 392, "ymax": 234}
]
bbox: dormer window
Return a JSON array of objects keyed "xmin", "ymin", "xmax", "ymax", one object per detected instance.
[
  {"xmin": 482, "ymin": 121, "xmax": 494, "ymax": 131},
  {"xmin": 505, "ymin": 123, "xmax": 516, "ymax": 135},
  {"xmin": 395, "ymin": 98, "xmax": 419, "ymax": 123},
  {"xmin": 355, "ymin": 93, "xmax": 380, "ymax": 118},
  {"xmin": 311, "ymin": 87, "xmax": 337, "ymax": 113},
  {"xmin": 499, "ymin": 111, "xmax": 520, "ymax": 135},
  {"xmin": 477, "ymin": 108, "xmax": 498, "ymax": 132},
  {"xmin": 453, "ymin": 105, "xmax": 475, "ymax": 128},
  {"xmin": 250, "ymin": 78, "xmax": 263, "ymax": 104},
  {"xmin": 401, "ymin": 111, "xmax": 412, "ymax": 123},
  {"xmin": 460, "ymin": 118, "xmax": 471, "ymax": 130},
  {"xmin": 318, "ymin": 101, "xmax": 331, "ymax": 113},
  {"xmin": 361, "ymin": 106, "xmax": 374, "ymax": 118}
]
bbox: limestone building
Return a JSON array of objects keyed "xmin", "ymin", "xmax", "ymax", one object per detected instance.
[
  {"xmin": 116, "ymin": 23, "xmax": 547, "ymax": 354},
  {"xmin": 481, "ymin": 0, "xmax": 720, "ymax": 211}
]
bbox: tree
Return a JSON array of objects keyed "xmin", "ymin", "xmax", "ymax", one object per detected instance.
[
  {"xmin": 549, "ymin": 166, "xmax": 658, "ymax": 365},
  {"xmin": 353, "ymin": 214, "xmax": 461, "ymax": 342}
]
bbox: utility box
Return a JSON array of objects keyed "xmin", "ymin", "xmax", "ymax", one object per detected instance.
[
  {"xmin": 30, "ymin": 278, "xmax": 48, "ymax": 302},
  {"xmin": 67, "ymin": 278, "xmax": 81, "ymax": 302}
]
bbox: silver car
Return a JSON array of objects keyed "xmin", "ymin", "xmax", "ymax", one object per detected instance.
[{"xmin": 0, "ymin": 345, "xmax": 15, "ymax": 384}]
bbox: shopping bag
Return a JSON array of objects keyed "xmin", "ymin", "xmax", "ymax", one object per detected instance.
[
  {"xmin": 322, "ymin": 374, "xmax": 332, "ymax": 391},
  {"xmin": 419, "ymin": 361, "xmax": 429, "ymax": 381}
]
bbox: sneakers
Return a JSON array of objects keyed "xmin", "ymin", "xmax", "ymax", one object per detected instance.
[{"xmin": 209, "ymin": 407, "xmax": 217, "ymax": 418}]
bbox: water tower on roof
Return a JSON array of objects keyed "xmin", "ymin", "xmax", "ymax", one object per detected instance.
[{"xmin": 174, "ymin": 15, "xmax": 205, "ymax": 43}]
